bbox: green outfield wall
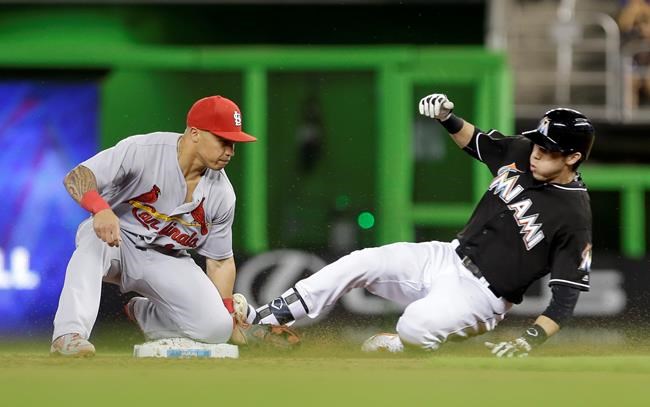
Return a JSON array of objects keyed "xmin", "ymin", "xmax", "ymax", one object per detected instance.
[{"xmin": 1, "ymin": 7, "xmax": 648, "ymax": 258}]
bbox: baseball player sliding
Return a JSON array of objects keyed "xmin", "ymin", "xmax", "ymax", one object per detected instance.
[
  {"xmin": 238, "ymin": 93, "xmax": 595, "ymax": 357},
  {"xmin": 51, "ymin": 95, "xmax": 295, "ymax": 357}
]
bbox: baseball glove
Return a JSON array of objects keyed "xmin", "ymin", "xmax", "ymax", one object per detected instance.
[{"xmin": 231, "ymin": 323, "xmax": 301, "ymax": 350}]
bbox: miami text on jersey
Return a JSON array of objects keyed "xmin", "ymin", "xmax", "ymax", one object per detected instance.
[{"xmin": 489, "ymin": 164, "xmax": 545, "ymax": 250}]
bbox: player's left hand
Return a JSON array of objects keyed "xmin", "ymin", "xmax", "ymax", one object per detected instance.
[
  {"xmin": 418, "ymin": 93, "xmax": 455, "ymax": 121},
  {"xmin": 484, "ymin": 337, "xmax": 532, "ymax": 358}
]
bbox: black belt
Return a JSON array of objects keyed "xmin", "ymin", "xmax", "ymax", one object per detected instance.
[
  {"xmin": 455, "ymin": 247, "xmax": 502, "ymax": 298},
  {"xmin": 134, "ymin": 243, "xmax": 186, "ymax": 257}
]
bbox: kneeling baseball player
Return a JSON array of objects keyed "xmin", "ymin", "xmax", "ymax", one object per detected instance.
[
  {"xmin": 51, "ymin": 96, "xmax": 296, "ymax": 357},
  {"xmin": 237, "ymin": 93, "xmax": 594, "ymax": 357}
]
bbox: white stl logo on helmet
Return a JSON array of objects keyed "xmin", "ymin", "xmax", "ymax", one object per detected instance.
[{"xmin": 233, "ymin": 111, "xmax": 242, "ymax": 127}]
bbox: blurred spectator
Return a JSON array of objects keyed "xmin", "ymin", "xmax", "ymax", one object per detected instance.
[{"xmin": 618, "ymin": 0, "xmax": 650, "ymax": 108}]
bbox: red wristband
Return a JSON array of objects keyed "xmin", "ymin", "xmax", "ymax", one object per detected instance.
[
  {"xmin": 80, "ymin": 190, "xmax": 110, "ymax": 215},
  {"xmin": 223, "ymin": 298, "xmax": 234, "ymax": 313}
]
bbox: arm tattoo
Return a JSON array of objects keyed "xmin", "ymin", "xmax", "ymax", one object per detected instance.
[{"xmin": 63, "ymin": 165, "xmax": 98, "ymax": 203}]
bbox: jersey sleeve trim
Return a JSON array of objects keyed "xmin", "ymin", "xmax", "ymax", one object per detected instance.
[
  {"xmin": 548, "ymin": 278, "xmax": 590, "ymax": 291},
  {"xmin": 550, "ymin": 184, "xmax": 587, "ymax": 192},
  {"xmin": 474, "ymin": 131, "xmax": 484, "ymax": 162},
  {"xmin": 195, "ymin": 248, "xmax": 234, "ymax": 260}
]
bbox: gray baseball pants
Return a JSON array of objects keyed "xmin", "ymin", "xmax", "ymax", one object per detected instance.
[{"xmin": 52, "ymin": 219, "xmax": 232, "ymax": 343}]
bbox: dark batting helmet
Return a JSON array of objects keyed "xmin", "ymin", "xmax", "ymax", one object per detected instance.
[{"xmin": 522, "ymin": 108, "xmax": 595, "ymax": 161}]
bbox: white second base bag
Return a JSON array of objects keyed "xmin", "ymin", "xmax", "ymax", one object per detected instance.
[{"xmin": 133, "ymin": 337, "xmax": 239, "ymax": 359}]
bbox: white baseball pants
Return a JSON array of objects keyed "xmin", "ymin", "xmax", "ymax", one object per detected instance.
[
  {"xmin": 52, "ymin": 219, "xmax": 232, "ymax": 343},
  {"xmin": 295, "ymin": 240, "xmax": 512, "ymax": 350}
]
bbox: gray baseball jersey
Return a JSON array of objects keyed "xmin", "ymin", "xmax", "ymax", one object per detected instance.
[{"xmin": 81, "ymin": 131, "xmax": 235, "ymax": 260}]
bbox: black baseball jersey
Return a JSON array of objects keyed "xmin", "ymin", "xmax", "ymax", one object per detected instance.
[{"xmin": 457, "ymin": 129, "xmax": 592, "ymax": 304}]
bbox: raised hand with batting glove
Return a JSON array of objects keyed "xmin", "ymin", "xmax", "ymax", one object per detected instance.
[
  {"xmin": 418, "ymin": 93, "xmax": 470, "ymax": 145},
  {"xmin": 418, "ymin": 93, "xmax": 455, "ymax": 121}
]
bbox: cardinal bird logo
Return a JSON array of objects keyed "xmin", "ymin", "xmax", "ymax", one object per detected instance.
[
  {"xmin": 125, "ymin": 185, "xmax": 162, "ymax": 230},
  {"xmin": 190, "ymin": 198, "xmax": 208, "ymax": 235},
  {"xmin": 128, "ymin": 185, "xmax": 161, "ymax": 204}
]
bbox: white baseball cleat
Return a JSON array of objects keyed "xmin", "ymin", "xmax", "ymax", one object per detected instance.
[
  {"xmin": 361, "ymin": 333, "xmax": 404, "ymax": 353},
  {"xmin": 50, "ymin": 333, "xmax": 96, "ymax": 357}
]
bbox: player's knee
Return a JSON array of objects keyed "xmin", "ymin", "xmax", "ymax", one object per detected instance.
[
  {"xmin": 191, "ymin": 321, "xmax": 232, "ymax": 344},
  {"xmin": 396, "ymin": 309, "xmax": 444, "ymax": 351},
  {"xmin": 185, "ymin": 311, "xmax": 232, "ymax": 344},
  {"xmin": 396, "ymin": 318, "xmax": 439, "ymax": 351}
]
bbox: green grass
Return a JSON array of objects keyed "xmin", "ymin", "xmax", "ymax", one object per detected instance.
[{"xmin": 2, "ymin": 328, "xmax": 650, "ymax": 407}]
